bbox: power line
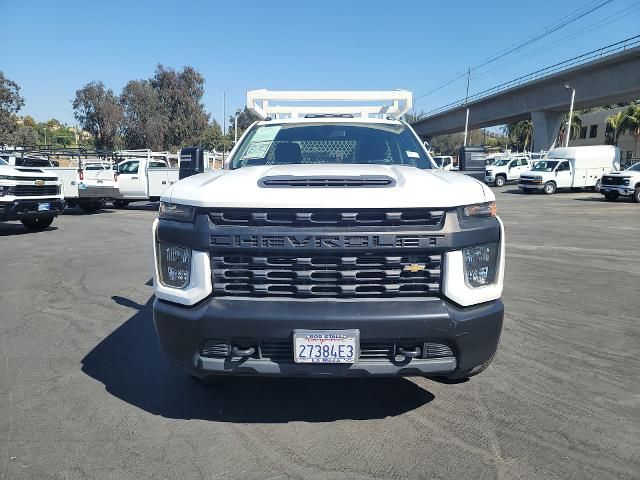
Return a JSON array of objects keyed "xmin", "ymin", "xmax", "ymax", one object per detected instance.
[
  {"xmin": 472, "ymin": 0, "xmax": 614, "ymax": 71},
  {"xmin": 414, "ymin": 0, "xmax": 614, "ymax": 103},
  {"xmin": 423, "ymin": 34, "xmax": 640, "ymax": 117},
  {"xmin": 473, "ymin": 1, "xmax": 640, "ymax": 78}
]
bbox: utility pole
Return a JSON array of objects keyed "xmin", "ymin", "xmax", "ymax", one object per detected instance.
[
  {"xmin": 463, "ymin": 67, "xmax": 471, "ymax": 147},
  {"xmin": 223, "ymin": 92, "xmax": 226, "ymax": 162}
]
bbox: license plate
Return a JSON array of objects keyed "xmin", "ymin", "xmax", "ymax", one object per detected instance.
[
  {"xmin": 38, "ymin": 203, "xmax": 50, "ymax": 212},
  {"xmin": 293, "ymin": 329, "xmax": 359, "ymax": 364}
]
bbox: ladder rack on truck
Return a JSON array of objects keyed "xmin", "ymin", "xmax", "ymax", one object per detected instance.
[{"xmin": 246, "ymin": 89, "xmax": 413, "ymax": 120}]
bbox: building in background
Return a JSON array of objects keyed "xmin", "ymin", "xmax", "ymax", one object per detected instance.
[{"xmin": 569, "ymin": 107, "xmax": 638, "ymax": 166}]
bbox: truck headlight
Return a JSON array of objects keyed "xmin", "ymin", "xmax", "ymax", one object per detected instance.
[
  {"xmin": 458, "ymin": 201, "xmax": 496, "ymax": 219},
  {"xmin": 157, "ymin": 242, "xmax": 191, "ymax": 289},
  {"xmin": 159, "ymin": 202, "xmax": 196, "ymax": 222},
  {"xmin": 463, "ymin": 243, "xmax": 499, "ymax": 287}
]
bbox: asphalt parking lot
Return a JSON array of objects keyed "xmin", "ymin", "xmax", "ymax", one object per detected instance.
[{"xmin": 0, "ymin": 188, "xmax": 639, "ymax": 480}]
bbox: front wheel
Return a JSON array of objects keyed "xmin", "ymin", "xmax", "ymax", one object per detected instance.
[
  {"xmin": 604, "ymin": 191, "xmax": 619, "ymax": 201},
  {"xmin": 20, "ymin": 216, "xmax": 54, "ymax": 231},
  {"xmin": 633, "ymin": 187, "xmax": 640, "ymax": 203},
  {"xmin": 543, "ymin": 182, "xmax": 556, "ymax": 195},
  {"xmin": 494, "ymin": 176, "xmax": 506, "ymax": 187}
]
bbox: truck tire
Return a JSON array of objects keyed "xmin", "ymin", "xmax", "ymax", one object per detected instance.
[
  {"xmin": 604, "ymin": 191, "xmax": 619, "ymax": 201},
  {"xmin": 543, "ymin": 181, "xmax": 556, "ymax": 195},
  {"xmin": 494, "ymin": 175, "xmax": 506, "ymax": 187},
  {"xmin": 20, "ymin": 216, "xmax": 54, "ymax": 231},
  {"xmin": 633, "ymin": 187, "xmax": 640, "ymax": 203},
  {"xmin": 112, "ymin": 200, "xmax": 129, "ymax": 209},
  {"xmin": 78, "ymin": 199, "xmax": 107, "ymax": 213}
]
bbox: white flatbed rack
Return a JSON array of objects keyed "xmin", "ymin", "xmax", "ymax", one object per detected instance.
[{"xmin": 246, "ymin": 89, "xmax": 413, "ymax": 120}]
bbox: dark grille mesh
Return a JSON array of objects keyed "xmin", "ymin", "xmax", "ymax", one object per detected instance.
[{"xmin": 212, "ymin": 253, "xmax": 441, "ymax": 298}]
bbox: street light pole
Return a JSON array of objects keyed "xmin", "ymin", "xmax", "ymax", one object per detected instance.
[
  {"xmin": 234, "ymin": 114, "xmax": 238, "ymax": 144},
  {"xmin": 463, "ymin": 67, "xmax": 471, "ymax": 147},
  {"xmin": 564, "ymin": 84, "xmax": 575, "ymax": 148}
]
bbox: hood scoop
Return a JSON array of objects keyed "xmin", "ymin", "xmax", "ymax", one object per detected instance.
[{"xmin": 259, "ymin": 175, "xmax": 396, "ymax": 188}]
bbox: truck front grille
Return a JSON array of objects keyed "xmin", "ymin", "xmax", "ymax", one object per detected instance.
[
  {"xmin": 211, "ymin": 253, "xmax": 441, "ymax": 298},
  {"xmin": 10, "ymin": 185, "xmax": 60, "ymax": 196},
  {"xmin": 602, "ymin": 175, "xmax": 626, "ymax": 186},
  {"xmin": 208, "ymin": 208, "xmax": 446, "ymax": 228},
  {"xmin": 200, "ymin": 339, "xmax": 454, "ymax": 362}
]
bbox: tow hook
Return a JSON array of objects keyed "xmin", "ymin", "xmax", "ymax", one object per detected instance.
[
  {"xmin": 397, "ymin": 346, "xmax": 421, "ymax": 358},
  {"xmin": 231, "ymin": 346, "xmax": 256, "ymax": 357}
]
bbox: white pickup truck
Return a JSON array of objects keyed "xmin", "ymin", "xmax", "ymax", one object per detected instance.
[
  {"xmin": 151, "ymin": 90, "xmax": 505, "ymax": 384},
  {"xmin": 111, "ymin": 157, "xmax": 179, "ymax": 208},
  {"xmin": 485, "ymin": 156, "xmax": 531, "ymax": 187},
  {"xmin": 0, "ymin": 157, "xmax": 65, "ymax": 230},
  {"xmin": 600, "ymin": 162, "xmax": 640, "ymax": 202}
]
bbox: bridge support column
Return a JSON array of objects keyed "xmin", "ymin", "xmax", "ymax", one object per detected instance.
[{"xmin": 531, "ymin": 111, "xmax": 563, "ymax": 151}]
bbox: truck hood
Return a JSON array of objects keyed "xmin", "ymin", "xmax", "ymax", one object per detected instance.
[
  {"xmin": 0, "ymin": 164, "xmax": 58, "ymax": 180},
  {"xmin": 165, "ymin": 164, "xmax": 492, "ymax": 208}
]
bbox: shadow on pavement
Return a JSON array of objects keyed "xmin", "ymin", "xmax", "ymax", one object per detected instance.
[
  {"xmin": 62, "ymin": 208, "xmax": 114, "ymax": 216},
  {"xmin": 0, "ymin": 223, "xmax": 58, "ymax": 236},
  {"xmin": 81, "ymin": 295, "xmax": 435, "ymax": 422}
]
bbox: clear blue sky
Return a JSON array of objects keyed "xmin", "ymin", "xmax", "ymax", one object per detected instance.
[{"xmin": 1, "ymin": 0, "xmax": 638, "ymax": 127}]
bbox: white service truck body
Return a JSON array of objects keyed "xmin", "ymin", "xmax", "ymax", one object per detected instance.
[{"xmin": 519, "ymin": 146, "xmax": 620, "ymax": 194}]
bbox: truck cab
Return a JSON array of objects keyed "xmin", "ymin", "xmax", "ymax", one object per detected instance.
[
  {"xmin": 485, "ymin": 156, "xmax": 531, "ymax": 187},
  {"xmin": 151, "ymin": 90, "xmax": 505, "ymax": 383},
  {"xmin": 0, "ymin": 157, "xmax": 65, "ymax": 230},
  {"xmin": 113, "ymin": 157, "xmax": 178, "ymax": 206}
]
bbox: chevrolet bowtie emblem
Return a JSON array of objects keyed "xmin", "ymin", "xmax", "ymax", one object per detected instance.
[
  {"xmin": 403, "ymin": 264, "xmax": 426, "ymax": 273},
  {"xmin": 35, "ymin": 180, "xmax": 45, "ymax": 186}
]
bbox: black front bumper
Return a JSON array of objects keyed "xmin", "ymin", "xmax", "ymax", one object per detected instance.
[
  {"xmin": 0, "ymin": 198, "xmax": 66, "ymax": 221},
  {"xmin": 153, "ymin": 297, "xmax": 503, "ymax": 378}
]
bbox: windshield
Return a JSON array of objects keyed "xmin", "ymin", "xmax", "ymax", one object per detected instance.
[
  {"xmin": 434, "ymin": 158, "xmax": 443, "ymax": 167},
  {"xmin": 492, "ymin": 159, "xmax": 510, "ymax": 166},
  {"xmin": 230, "ymin": 123, "xmax": 433, "ymax": 170},
  {"xmin": 85, "ymin": 164, "xmax": 109, "ymax": 170},
  {"xmin": 532, "ymin": 160, "xmax": 559, "ymax": 172},
  {"xmin": 626, "ymin": 163, "xmax": 640, "ymax": 171}
]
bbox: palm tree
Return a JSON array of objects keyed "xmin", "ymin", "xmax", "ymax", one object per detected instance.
[
  {"xmin": 606, "ymin": 106, "xmax": 640, "ymax": 156},
  {"xmin": 509, "ymin": 120, "xmax": 533, "ymax": 151},
  {"xmin": 557, "ymin": 113, "xmax": 582, "ymax": 146},
  {"xmin": 606, "ymin": 110, "xmax": 627, "ymax": 146}
]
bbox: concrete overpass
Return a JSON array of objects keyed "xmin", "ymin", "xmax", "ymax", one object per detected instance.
[{"xmin": 411, "ymin": 43, "xmax": 640, "ymax": 151}]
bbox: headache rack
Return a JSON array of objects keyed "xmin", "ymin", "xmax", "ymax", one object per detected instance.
[{"xmin": 246, "ymin": 89, "xmax": 413, "ymax": 120}]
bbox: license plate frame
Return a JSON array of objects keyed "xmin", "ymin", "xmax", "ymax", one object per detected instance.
[
  {"xmin": 293, "ymin": 329, "xmax": 359, "ymax": 364},
  {"xmin": 37, "ymin": 203, "xmax": 51, "ymax": 212}
]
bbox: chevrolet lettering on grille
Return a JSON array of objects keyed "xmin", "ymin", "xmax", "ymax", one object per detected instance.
[{"xmin": 210, "ymin": 234, "xmax": 440, "ymax": 249}]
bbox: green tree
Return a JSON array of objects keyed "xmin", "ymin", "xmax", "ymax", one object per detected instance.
[
  {"xmin": 508, "ymin": 120, "xmax": 533, "ymax": 151},
  {"xmin": 607, "ymin": 106, "xmax": 640, "ymax": 156},
  {"xmin": 199, "ymin": 120, "xmax": 226, "ymax": 151},
  {"xmin": 120, "ymin": 79, "xmax": 168, "ymax": 150},
  {"xmin": 73, "ymin": 81, "xmax": 123, "ymax": 149},
  {"xmin": 150, "ymin": 65, "xmax": 209, "ymax": 150},
  {"xmin": 0, "ymin": 71, "xmax": 26, "ymax": 145},
  {"xmin": 228, "ymin": 106, "xmax": 260, "ymax": 142},
  {"xmin": 557, "ymin": 112, "xmax": 582, "ymax": 146}
]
